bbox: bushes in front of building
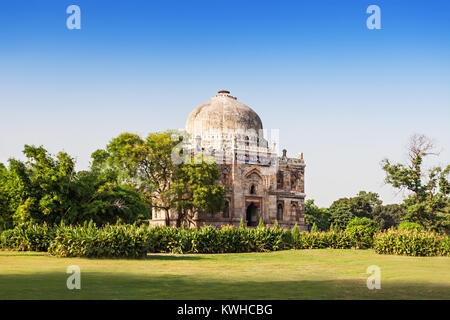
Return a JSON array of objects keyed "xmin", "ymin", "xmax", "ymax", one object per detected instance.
[
  {"xmin": 0, "ymin": 223, "xmax": 293, "ymax": 257},
  {"xmin": 1, "ymin": 222, "xmax": 449, "ymax": 257},
  {"xmin": 373, "ymin": 229, "xmax": 449, "ymax": 257},
  {"xmin": 0, "ymin": 222, "xmax": 55, "ymax": 252},
  {"xmin": 146, "ymin": 225, "xmax": 291, "ymax": 254},
  {"xmin": 47, "ymin": 222, "xmax": 150, "ymax": 258}
]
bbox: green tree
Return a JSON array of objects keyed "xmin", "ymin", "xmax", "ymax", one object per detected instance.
[
  {"xmin": 92, "ymin": 131, "xmax": 180, "ymax": 225},
  {"xmin": 0, "ymin": 163, "xmax": 13, "ymax": 230},
  {"xmin": 171, "ymin": 154, "xmax": 226, "ymax": 227},
  {"xmin": 66, "ymin": 169, "xmax": 149, "ymax": 225},
  {"xmin": 348, "ymin": 191, "xmax": 382, "ymax": 218},
  {"xmin": 328, "ymin": 201, "xmax": 353, "ymax": 230},
  {"xmin": 328, "ymin": 191, "xmax": 381, "ymax": 220},
  {"xmin": 1, "ymin": 145, "xmax": 148, "ymax": 227},
  {"xmin": 371, "ymin": 204, "xmax": 403, "ymax": 230},
  {"xmin": 381, "ymin": 134, "xmax": 450, "ymax": 233},
  {"xmin": 93, "ymin": 131, "xmax": 225, "ymax": 227},
  {"xmin": 3, "ymin": 145, "xmax": 76, "ymax": 225},
  {"xmin": 304, "ymin": 199, "xmax": 330, "ymax": 231}
]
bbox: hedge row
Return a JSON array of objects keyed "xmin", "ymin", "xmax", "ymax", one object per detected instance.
[
  {"xmin": 1, "ymin": 223, "xmax": 449, "ymax": 257},
  {"xmin": 373, "ymin": 229, "xmax": 450, "ymax": 257}
]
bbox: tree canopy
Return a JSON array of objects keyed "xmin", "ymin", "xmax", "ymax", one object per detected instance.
[
  {"xmin": 0, "ymin": 145, "xmax": 149, "ymax": 230},
  {"xmin": 91, "ymin": 131, "xmax": 226, "ymax": 226},
  {"xmin": 381, "ymin": 134, "xmax": 450, "ymax": 233}
]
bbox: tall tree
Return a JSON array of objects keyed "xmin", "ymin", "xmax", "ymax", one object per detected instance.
[
  {"xmin": 92, "ymin": 131, "xmax": 225, "ymax": 226},
  {"xmin": 328, "ymin": 201, "xmax": 353, "ymax": 230},
  {"xmin": 171, "ymin": 154, "xmax": 226, "ymax": 227},
  {"xmin": 1, "ymin": 145, "xmax": 147, "ymax": 227},
  {"xmin": 371, "ymin": 204, "xmax": 403, "ymax": 230},
  {"xmin": 0, "ymin": 163, "xmax": 13, "ymax": 230},
  {"xmin": 348, "ymin": 191, "xmax": 382, "ymax": 218},
  {"xmin": 381, "ymin": 134, "xmax": 450, "ymax": 233},
  {"xmin": 92, "ymin": 131, "xmax": 180, "ymax": 225},
  {"xmin": 304, "ymin": 199, "xmax": 331, "ymax": 231}
]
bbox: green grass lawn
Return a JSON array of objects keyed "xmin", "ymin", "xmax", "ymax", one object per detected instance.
[{"xmin": 0, "ymin": 249, "xmax": 449, "ymax": 299}]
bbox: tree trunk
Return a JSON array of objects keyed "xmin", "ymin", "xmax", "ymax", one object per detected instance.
[
  {"xmin": 176, "ymin": 209, "xmax": 186, "ymax": 228},
  {"xmin": 164, "ymin": 208, "xmax": 170, "ymax": 227}
]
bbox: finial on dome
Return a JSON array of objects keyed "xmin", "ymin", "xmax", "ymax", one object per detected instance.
[{"xmin": 218, "ymin": 90, "xmax": 230, "ymax": 94}]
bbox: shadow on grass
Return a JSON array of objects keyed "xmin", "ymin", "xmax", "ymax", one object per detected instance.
[{"xmin": 1, "ymin": 271, "xmax": 449, "ymax": 300}]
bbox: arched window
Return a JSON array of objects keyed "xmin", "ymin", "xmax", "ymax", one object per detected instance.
[
  {"xmin": 250, "ymin": 184, "xmax": 256, "ymax": 194},
  {"xmin": 223, "ymin": 201, "xmax": 230, "ymax": 218},
  {"xmin": 277, "ymin": 203, "xmax": 283, "ymax": 221}
]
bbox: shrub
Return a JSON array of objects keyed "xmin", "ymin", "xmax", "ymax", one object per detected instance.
[
  {"xmin": 257, "ymin": 217, "xmax": 264, "ymax": 229},
  {"xmin": 297, "ymin": 230, "xmax": 354, "ymax": 249},
  {"xmin": 345, "ymin": 217, "xmax": 379, "ymax": 248},
  {"xmin": 373, "ymin": 229, "xmax": 449, "ymax": 256},
  {"xmin": 0, "ymin": 222, "xmax": 54, "ymax": 251},
  {"xmin": 273, "ymin": 220, "xmax": 279, "ymax": 230},
  {"xmin": 398, "ymin": 221, "xmax": 423, "ymax": 232},
  {"xmin": 48, "ymin": 223, "xmax": 150, "ymax": 258},
  {"xmin": 1, "ymin": 221, "xmax": 448, "ymax": 258}
]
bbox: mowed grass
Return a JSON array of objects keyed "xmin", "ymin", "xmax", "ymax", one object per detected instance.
[{"xmin": 0, "ymin": 249, "xmax": 449, "ymax": 299}]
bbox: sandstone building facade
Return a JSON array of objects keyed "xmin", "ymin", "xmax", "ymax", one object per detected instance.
[{"xmin": 150, "ymin": 90, "xmax": 307, "ymax": 230}]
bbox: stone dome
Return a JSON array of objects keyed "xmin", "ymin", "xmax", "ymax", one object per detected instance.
[{"xmin": 186, "ymin": 90, "xmax": 263, "ymax": 138}]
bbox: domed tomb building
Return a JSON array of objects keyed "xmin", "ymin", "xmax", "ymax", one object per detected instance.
[{"xmin": 150, "ymin": 90, "xmax": 307, "ymax": 230}]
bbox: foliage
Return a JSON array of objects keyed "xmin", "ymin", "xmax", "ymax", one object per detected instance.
[
  {"xmin": 91, "ymin": 131, "xmax": 179, "ymax": 225},
  {"xmin": 257, "ymin": 217, "xmax": 264, "ymax": 229},
  {"xmin": 345, "ymin": 217, "xmax": 379, "ymax": 248},
  {"xmin": 0, "ymin": 222, "xmax": 54, "ymax": 251},
  {"xmin": 2, "ymin": 222, "xmax": 448, "ymax": 257},
  {"xmin": 398, "ymin": 221, "xmax": 423, "ymax": 232},
  {"xmin": 304, "ymin": 200, "xmax": 330, "ymax": 231},
  {"xmin": 296, "ymin": 230, "xmax": 354, "ymax": 249},
  {"xmin": 346, "ymin": 217, "xmax": 378, "ymax": 229},
  {"xmin": 0, "ymin": 163, "xmax": 13, "ymax": 231},
  {"xmin": 381, "ymin": 134, "xmax": 450, "ymax": 234},
  {"xmin": 48, "ymin": 222, "xmax": 150, "ymax": 258},
  {"xmin": 371, "ymin": 204, "xmax": 403, "ymax": 230},
  {"xmin": 239, "ymin": 217, "xmax": 245, "ymax": 229},
  {"xmin": 92, "ymin": 131, "xmax": 225, "ymax": 226},
  {"xmin": 373, "ymin": 229, "xmax": 449, "ymax": 256},
  {"xmin": 273, "ymin": 219, "xmax": 279, "ymax": 230},
  {"xmin": 328, "ymin": 202, "xmax": 353, "ymax": 230},
  {"xmin": 171, "ymin": 154, "xmax": 226, "ymax": 227},
  {"xmin": 291, "ymin": 223, "xmax": 300, "ymax": 245},
  {"xmin": 0, "ymin": 145, "xmax": 149, "ymax": 227}
]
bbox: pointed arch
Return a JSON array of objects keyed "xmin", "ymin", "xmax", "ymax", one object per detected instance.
[{"xmin": 244, "ymin": 168, "xmax": 263, "ymax": 182}]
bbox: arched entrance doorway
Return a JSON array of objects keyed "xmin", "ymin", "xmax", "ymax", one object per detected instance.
[{"xmin": 246, "ymin": 203, "xmax": 258, "ymax": 227}]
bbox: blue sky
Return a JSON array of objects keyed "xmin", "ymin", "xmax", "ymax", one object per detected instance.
[{"xmin": 1, "ymin": 0, "xmax": 449, "ymax": 207}]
